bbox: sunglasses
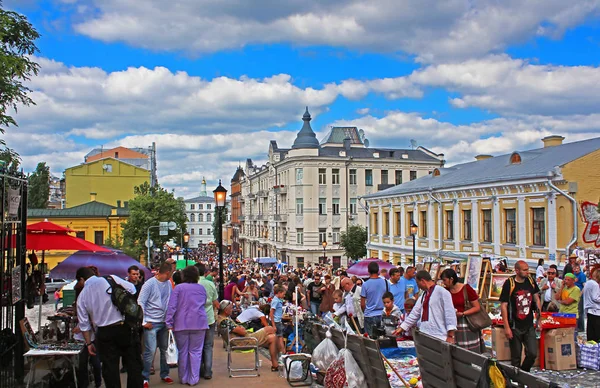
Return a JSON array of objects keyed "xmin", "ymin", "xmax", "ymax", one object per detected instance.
[{"xmin": 547, "ymin": 271, "xmax": 557, "ymax": 275}]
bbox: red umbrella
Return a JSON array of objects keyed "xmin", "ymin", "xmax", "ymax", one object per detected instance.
[
  {"xmin": 27, "ymin": 221, "xmax": 75, "ymax": 233},
  {"xmin": 27, "ymin": 233, "xmax": 111, "ymax": 252},
  {"xmin": 347, "ymin": 258, "xmax": 397, "ymax": 278}
]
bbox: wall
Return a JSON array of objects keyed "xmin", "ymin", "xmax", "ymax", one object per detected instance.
[{"xmin": 86, "ymin": 147, "xmax": 147, "ymax": 163}]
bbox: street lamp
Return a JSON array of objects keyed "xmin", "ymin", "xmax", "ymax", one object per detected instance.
[
  {"xmin": 410, "ymin": 222, "xmax": 418, "ymax": 267},
  {"xmin": 322, "ymin": 240, "xmax": 327, "ymax": 264},
  {"xmin": 183, "ymin": 232, "xmax": 190, "ymax": 265},
  {"xmin": 213, "ymin": 179, "xmax": 227, "ymax": 300}
]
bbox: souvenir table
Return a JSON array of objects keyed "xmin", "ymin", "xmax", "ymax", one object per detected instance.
[{"xmin": 24, "ymin": 343, "xmax": 83, "ymax": 388}]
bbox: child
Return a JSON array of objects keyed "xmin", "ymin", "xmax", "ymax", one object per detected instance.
[
  {"xmin": 382, "ymin": 291, "xmax": 402, "ymax": 336},
  {"xmin": 331, "ymin": 289, "xmax": 347, "ymax": 326},
  {"xmin": 270, "ymin": 286, "xmax": 286, "ymax": 355},
  {"xmin": 396, "ymin": 298, "xmax": 417, "ymax": 340}
]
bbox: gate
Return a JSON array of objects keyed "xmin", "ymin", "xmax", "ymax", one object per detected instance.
[{"xmin": 0, "ymin": 170, "xmax": 28, "ymax": 387}]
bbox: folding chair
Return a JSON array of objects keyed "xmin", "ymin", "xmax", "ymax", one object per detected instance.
[{"xmin": 220, "ymin": 326, "xmax": 260, "ymax": 378}]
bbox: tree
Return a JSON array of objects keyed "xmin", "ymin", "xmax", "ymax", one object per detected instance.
[
  {"xmin": 0, "ymin": 146, "xmax": 20, "ymax": 174},
  {"xmin": 0, "ymin": 2, "xmax": 40, "ymax": 138},
  {"xmin": 212, "ymin": 205, "xmax": 228, "ymax": 242},
  {"xmin": 121, "ymin": 182, "xmax": 187, "ymax": 259},
  {"xmin": 27, "ymin": 162, "xmax": 49, "ymax": 208},
  {"xmin": 340, "ymin": 225, "xmax": 367, "ymax": 261}
]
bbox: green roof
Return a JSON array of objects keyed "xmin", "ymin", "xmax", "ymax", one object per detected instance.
[{"xmin": 28, "ymin": 201, "xmax": 130, "ymax": 218}]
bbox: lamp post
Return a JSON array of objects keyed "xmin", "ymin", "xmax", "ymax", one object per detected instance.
[
  {"xmin": 322, "ymin": 241, "xmax": 327, "ymax": 264},
  {"xmin": 410, "ymin": 222, "xmax": 418, "ymax": 267},
  {"xmin": 183, "ymin": 232, "xmax": 190, "ymax": 265},
  {"xmin": 213, "ymin": 180, "xmax": 228, "ymax": 300}
]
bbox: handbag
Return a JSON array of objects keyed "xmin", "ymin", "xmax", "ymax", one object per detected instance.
[
  {"xmin": 166, "ymin": 330, "xmax": 178, "ymax": 365},
  {"xmin": 463, "ymin": 286, "xmax": 492, "ymax": 332}
]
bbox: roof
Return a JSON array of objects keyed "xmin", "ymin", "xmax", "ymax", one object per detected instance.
[
  {"xmin": 28, "ymin": 201, "xmax": 129, "ymax": 218},
  {"xmin": 66, "ymin": 157, "xmax": 150, "ymax": 172},
  {"xmin": 291, "ymin": 107, "xmax": 320, "ymax": 149},
  {"xmin": 184, "ymin": 196, "xmax": 215, "ymax": 203},
  {"xmin": 318, "ymin": 146, "xmax": 443, "ymax": 162},
  {"xmin": 85, "ymin": 146, "xmax": 150, "ymax": 159},
  {"xmin": 365, "ymin": 136, "xmax": 600, "ymax": 199},
  {"xmin": 321, "ymin": 127, "xmax": 365, "ymax": 145}
]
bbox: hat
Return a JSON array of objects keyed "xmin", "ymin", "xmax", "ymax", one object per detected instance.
[
  {"xmin": 565, "ymin": 273, "xmax": 576, "ymax": 280},
  {"xmin": 569, "ymin": 254, "xmax": 577, "ymax": 259}
]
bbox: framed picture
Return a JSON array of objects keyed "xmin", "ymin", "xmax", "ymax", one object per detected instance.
[
  {"xmin": 465, "ymin": 255, "xmax": 483, "ymax": 291},
  {"xmin": 429, "ymin": 262, "xmax": 441, "ymax": 281},
  {"xmin": 488, "ymin": 274, "xmax": 511, "ymax": 300},
  {"xmin": 478, "ymin": 261, "xmax": 491, "ymax": 298},
  {"xmin": 423, "ymin": 262, "xmax": 432, "ymax": 272}
]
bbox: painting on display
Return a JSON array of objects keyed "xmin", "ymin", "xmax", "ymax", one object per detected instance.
[
  {"xmin": 465, "ymin": 255, "xmax": 483, "ymax": 292},
  {"xmin": 423, "ymin": 262, "xmax": 432, "ymax": 272},
  {"xmin": 429, "ymin": 262, "xmax": 441, "ymax": 281},
  {"xmin": 489, "ymin": 274, "xmax": 512, "ymax": 300}
]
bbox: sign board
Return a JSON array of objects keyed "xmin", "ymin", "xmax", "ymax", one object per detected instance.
[
  {"xmin": 159, "ymin": 222, "xmax": 168, "ymax": 236},
  {"xmin": 168, "ymin": 221, "xmax": 177, "ymax": 231},
  {"xmin": 145, "ymin": 239, "xmax": 153, "ymax": 248}
]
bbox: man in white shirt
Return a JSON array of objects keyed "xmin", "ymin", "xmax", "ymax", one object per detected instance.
[
  {"xmin": 76, "ymin": 266, "xmax": 144, "ymax": 388},
  {"xmin": 583, "ymin": 268, "xmax": 600, "ymax": 342}
]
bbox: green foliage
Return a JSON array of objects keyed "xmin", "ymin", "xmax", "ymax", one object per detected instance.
[
  {"xmin": 212, "ymin": 205, "xmax": 228, "ymax": 242},
  {"xmin": 27, "ymin": 162, "xmax": 49, "ymax": 208},
  {"xmin": 0, "ymin": 3, "xmax": 40, "ymax": 137},
  {"xmin": 0, "ymin": 146, "xmax": 20, "ymax": 174},
  {"xmin": 340, "ymin": 225, "xmax": 368, "ymax": 260},
  {"xmin": 122, "ymin": 182, "xmax": 187, "ymax": 259}
]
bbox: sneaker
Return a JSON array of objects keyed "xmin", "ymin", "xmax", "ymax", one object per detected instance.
[
  {"xmin": 143, "ymin": 381, "xmax": 149, "ymax": 388},
  {"xmin": 162, "ymin": 377, "xmax": 174, "ymax": 385}
]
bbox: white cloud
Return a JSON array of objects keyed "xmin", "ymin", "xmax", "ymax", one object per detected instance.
[{"xmin": 64, "ymin": 0, "xmax": 600, "ymax": 62}]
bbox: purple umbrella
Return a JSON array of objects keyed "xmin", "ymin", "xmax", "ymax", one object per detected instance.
[
  {"xmin": 49, "ymin": 248, "xmax": 152, "ymax": 280},
  {"xmin": 346, "ymin": 258, "xmax": 396, "ymax": 278}
]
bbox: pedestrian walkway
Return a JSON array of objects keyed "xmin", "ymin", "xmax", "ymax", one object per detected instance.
[{"xmin": 123, "ymin": 339, "xmax": 289, "ymax": 387}]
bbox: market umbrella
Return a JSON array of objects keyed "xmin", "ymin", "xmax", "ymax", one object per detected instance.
[
  {"xmin": 50, "ymin": 248, "xmax": 152, "ymax": 280},
  {"xmin": 346, "ymin": 258, "xmax": 396, "ymax": 278},
  {"xmin": 27, "ymin": 221, "xmax": 75, "ymax": 233},
  {"xmin": 255, "ymin": 257, "xmax": 277, "ymax": 265}
]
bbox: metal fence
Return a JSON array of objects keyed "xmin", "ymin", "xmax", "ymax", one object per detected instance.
[{"xmin": 0, "ymin": 171, "xmax": 28, "ymax": 387}]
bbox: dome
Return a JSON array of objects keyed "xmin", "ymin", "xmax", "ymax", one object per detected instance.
[{"xmin": 291, "ymin": 107, "xmax": 320, "ymax": 149}]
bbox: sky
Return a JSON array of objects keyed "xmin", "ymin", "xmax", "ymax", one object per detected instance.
[{"xmin": 4, "ymin": 0, "xmax": 600, "ymax": 199}]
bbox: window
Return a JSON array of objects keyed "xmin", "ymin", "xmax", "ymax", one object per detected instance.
[
  {"xmin": 191, "ymin": 228, "xmax": 195, "ymax": 235},
  {"xmin": 76, "ymin": 231, "xmax": 85, "ymax": 240},
  {"xmin": 381, "ymin": 170, "xmax": 388, "ymax": 185},
  {"xmin": 207, "ymin": 228, "xmax": 211, "ymax": 235},
  {"xmin": 207, "ymin": 204, "xmax": 211, "ymax": 210},
  {"xmin": 420, "ymin": 211, "xmax": 427, "ymax": 237},
  {"xmin": 332, "ymin": 198, "xmax": 340, "ymax": 215},
  {"xmin": 410, "ymin": 171, "xmax": 417, "ymax": 181},
  {"xmin": 395, "ymin": 170, "xmax": 403, "ymax": 185},
  {"xmin": 395, "ymin": 211, "xmax": 401, "ymax": 236},
  {"xmin": 296, "ymin": 198, "xmax": 304, "ymax": 214},
  {"xmin": 319, "ymin": 168, "xmax": 327, "ymax": 185},
  {"xmin": 104, "ymin": 164, "xmax": 112, "ymax": 173},
  {"xmin": 532, "ymin": 208, "xmax": 546, "ymax": 246},
  {"xmin": 407, "ymin": 211, "xmax": 414, "ymax": 236},
  {"xmin": 446, "ymin": 210, "xmax": 454, "ymax": 239},
  {"xmin": 373, "ymin": 213, "xmax": 379, "ymax": 234},
  {"xmin": 207, "ymin": 213, "xmax": 211, "ymax": 222},
  {"xmin": 505, "ymin": 209, "xmax": 517, "ymax": 244},
  {"xmin": 94, "ymin": 231, "xmax": 104, "ymax": 245},
  {"xmin": 199, "ymin": 204, "xmax": 203, "ymax": 210},
  {"xmin": 384, "ymin": 212, "xmax": 390, "ymax": 235},
  {"xmin": 319, "ymin": 198, "xmax": 327, "ymax": 215},
  {"xmin": 463, "ymin": 210, "xmax": 472, "ymax": 241},
  {"xmin": 190, "ymin": 204, "xmax": 195, "ymax": 210},
  {"xmin": 365, "ymin": 169, "xmax": 373, "ymax": 186},
  {"xmin": 198, "ymin": 213, "xmax": 203, "ymax": 222},
  {"xmin": 189, "ymin": 213, "xmax": 195, "ymax": 222},
  {"xmin": 199, "ymin": 228, "xmax": 203, "ymax": 235},
  {"xmin": 332, "ymin": 169, "xmax": 340, "ymax": 185},
  {"xmin": 349, "ymin": 169, "xmax": 357, "ymax": 185},
  {"xmin": 350, "ymin": 198, "xmax": 357, "ymax": 214},
  {"xmin": 296, "ymin": 229, "xmax": 304, "ymax": 244},
  {"xmin": 333, "ymin": 228, "xmax": 341, "ymax": 244},
  {"xmin": 296, "ymin": 168, "xmax": 303, "ymax": 184},
  {"xmin": 319, "ymin": 228, "xmax": 327, "ymax": 244},
  {"xmin": 482, "ymin": 210, "xmax": 492, "ymax": 242},
  {"xmin": 297, "ymin": 257, "xmax": 304, "ymax": 268}
]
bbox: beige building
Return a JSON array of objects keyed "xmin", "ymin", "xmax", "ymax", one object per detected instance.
[
  {"xmin": 238, "ymin": 108, "xmax": 445, "ymax": 268},
  {"xmin": 363, "ymin": 135, "xmax": 600, "ymax": 266}
]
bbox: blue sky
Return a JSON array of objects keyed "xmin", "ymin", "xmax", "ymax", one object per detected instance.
[{"xmin": 4, "ymin": 0, "xmax": 600, "ymax": 197}]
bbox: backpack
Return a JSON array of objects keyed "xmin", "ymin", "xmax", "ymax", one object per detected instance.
[
  {"xmin": 507, "ymin": 275, "xmax": 536, "ymax": 297},
  {"xmin": 104, "ymin": 276, "xmax": 143, "ymax": 329}
]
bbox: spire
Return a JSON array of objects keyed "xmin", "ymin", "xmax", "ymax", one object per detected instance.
[
  {"xmin": 200, "ymin": 176, "xmax": 207, "ymax": 197},
  {"xmin": 292, "ymin": 107, "xmax": 320, "ymax": 149}
]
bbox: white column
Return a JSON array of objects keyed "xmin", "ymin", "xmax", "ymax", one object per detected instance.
[
  {"xmin": 378, "ymin": 205, "xmax": 384, "ymax": 237},
  {"xmin": 471, "ymin": 200, "xmax": 479, "ymax": 251},
  {"xmin": 454, "ymin": 200, "xmax": 460, "ymax": 251},
  {"xmin": 518, "ymin": 197, "xmax": 527, "ymax": 254},
  {"xmin": 493, "ymin": 198, "xmax": 501, "ymax": 254},
  {"xmin": 548, "ymin": 194, "xmax": 557, "ymax": 257}
]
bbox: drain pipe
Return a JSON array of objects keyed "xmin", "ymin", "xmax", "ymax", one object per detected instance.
[
  {"xmin": 547, "ymin": 177, "xmax": 577, "ymax": 257},
  {"xmin": 428, "ymin": 190, "xmax": 443, "ymax": 256}
]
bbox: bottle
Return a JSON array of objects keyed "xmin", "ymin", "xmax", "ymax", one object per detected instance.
[{"xmin": 278, "ymin": 358, "xmax": 285, "ymax": 378}]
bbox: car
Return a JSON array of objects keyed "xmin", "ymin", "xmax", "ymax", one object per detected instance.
[{"xmin": 45, "ymin": 276, "xmax": 71, "ymax": 293}]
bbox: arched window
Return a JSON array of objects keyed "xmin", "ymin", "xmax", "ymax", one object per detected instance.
[
  {"xmin": 190, "ymin": 213, "xmax": 195, "ymax": 222},
  {"xmin": 207, "ymin": 214, "xmax": 212, "ymax": 222},
  {"xmin": 191, "ymin": 228, "xmax": 195, "ymax": 235},
  {"xmin": 198, "ymin": 213, "xmax": 203, "ymax": 222},
  {"xmin": 510, "ymin": 152, "xmax": 522, "ymax": 164},
  {"xmin": 432, "ymin": 168, "xmax": 441, "ymax": 177}
]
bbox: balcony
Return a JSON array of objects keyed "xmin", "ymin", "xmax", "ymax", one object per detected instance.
[
  {"xmin": 256, "ymin": 214, "xmax": 264, "ymax": 220},
  {"xmin": 247, "ymin": 193, "xmax": 256, "ymax": 199},
  {"xmin": 257, "ymin": 190, "xmax": 268, "ymax": 198},
  {"xmin": 274, "ymin": 214, "xmax": 288, "ymax": 222},
  {"xmin": 273, "ymin": 185, "xmax": 287, "ymax": 194},
  {"xmin": 238, "ymin": 215, "xmax": 245, "ymax": 221}
]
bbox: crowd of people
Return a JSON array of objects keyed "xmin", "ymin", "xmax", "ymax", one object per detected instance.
[{"xmin": 67, "ymin": 250, "xmax": 600, "ymax": 388}]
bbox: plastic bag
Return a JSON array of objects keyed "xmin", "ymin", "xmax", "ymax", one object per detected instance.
[
  {"xmin": 313, "ymin": 330, "xmax": 339, "ymax": 371},
  {"xmin": 166, "ymin": 330, "xmax": 178, "ymax": 365},
  {"xmin": 324, "ymin": 348, "xmax": 366, "ymax": 388}
]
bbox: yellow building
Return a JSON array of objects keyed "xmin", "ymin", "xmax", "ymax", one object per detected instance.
[
  {"xmin": 363, "ymin": 135, "xmax": 600, "ymax": 266},
  {"xmin": 65, "ymin": 157, "xmax": 150, "ymax": 208},
  {"xmin": 27, "ymin": 201, "xmax": 129, "ymax": 269}
]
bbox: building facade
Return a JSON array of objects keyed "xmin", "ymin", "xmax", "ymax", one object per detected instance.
[
  {"xmin": 238, "ymin": 108, "xmax": 445, "ymax": 268},
  {"xmin": 230, "ymin": 167, "xmax": 245, "ymax": 256},
  {"xmin": 363, "ymin": 135, "xmax": 600, "ymax": 266},
  {"xmin": 184, "ymin": 178, "xmax": 231, "ymax": 248}
]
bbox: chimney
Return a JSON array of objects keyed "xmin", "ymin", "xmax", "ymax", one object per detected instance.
[
  {"xmin": 343, "ymin": 137, "xmax": 351, "ymax": 152},
  {"xmin": 542, "ymin": 135, "xmax": 565, "ymax": 148},
  {"xmin": 90, "ymin": 192, "xmax": 97, "ymax": 201},
  {"xmin": 474, "ymin": 154, "xmax": 493, "ymax": 161},
  {"xmin": 117, "ymin": 200, "xmax": 121, "ymax": 208}
]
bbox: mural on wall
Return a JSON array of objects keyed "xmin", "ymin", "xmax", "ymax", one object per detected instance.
[{"xmin": 580, "ymin": 201, "xmax": 600, "ymax": 247}]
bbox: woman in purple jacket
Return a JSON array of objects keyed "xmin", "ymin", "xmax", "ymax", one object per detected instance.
[{"xmin": 166, "ymin": 265, "xmax": 208, "ymax": 386}]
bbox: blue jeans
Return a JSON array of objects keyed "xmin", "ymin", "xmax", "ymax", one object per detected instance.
[
  {"xmin": 200, "ymin": 323, "xmax": 215, "ymax": 378},
  {"xmin": 310, "ymin": 301, "xmax": 320, "ymax": 315},
  {"xmin": 364, "ymin": 316, "xmax": 382, "ymax": 338},
  {"xmin": 142, "ymin": 322, "xmax": 169, "ymax": 380}
]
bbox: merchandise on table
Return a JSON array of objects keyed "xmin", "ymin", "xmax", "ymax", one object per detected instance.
[{"xmin": 382, "ymin": 355, "xmax": 420, "ymax": 388}]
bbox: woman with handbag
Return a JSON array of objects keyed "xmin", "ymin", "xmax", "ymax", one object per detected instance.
[{"xmin": 440, "ymin": 268, "xmax": 486, "ymax": 353}]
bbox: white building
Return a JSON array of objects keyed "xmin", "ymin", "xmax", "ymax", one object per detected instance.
[
  {"xmin": 238, "ymin": 108, "xmax": 445, "ymax": 268},
  {"xmin": 184, "ymin": 178, "xmax": 231, "ymax": 248}
]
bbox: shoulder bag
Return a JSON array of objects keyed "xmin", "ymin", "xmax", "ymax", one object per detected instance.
[{"xmin": 463, "ymin": 285, "xmax": 492, "ymax": 332}]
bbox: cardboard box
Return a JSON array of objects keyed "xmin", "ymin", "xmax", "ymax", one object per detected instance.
[
  {"xmin": 492, "ymin": 327, "xmax": 511, "ymax": 361},
  {"xmin": 544, "ymin": 328, "xmax": 577, "ymax": 371}
]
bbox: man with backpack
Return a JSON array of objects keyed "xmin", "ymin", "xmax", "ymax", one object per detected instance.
[
  {"xmin": 76, "ymin": 266, "xmax": 144, "ymax": 388},
  {"xmin": 499, "ymin": 260, "xmax": 541, "ymax": 372}
]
